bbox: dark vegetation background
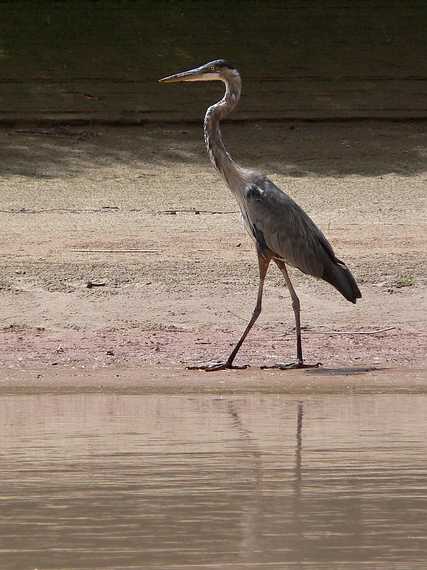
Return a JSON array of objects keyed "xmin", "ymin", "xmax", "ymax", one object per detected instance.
[{"xmin": 0, "ymin": 0, "xmax": 426, "ymax": 122}]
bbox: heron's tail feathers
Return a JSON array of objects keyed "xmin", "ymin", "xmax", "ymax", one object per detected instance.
[{"xmin": 323, "ymin": 259, "xmax": 362, "ymax": 304}]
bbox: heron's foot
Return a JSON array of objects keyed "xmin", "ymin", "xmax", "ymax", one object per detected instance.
[
  {"xmin": 187, "ymin": 360, "xmax": 249, "ymax": 372},
  {"xmin": 261, "ymin": 360, "xmax": 322, "ymax": 370}
]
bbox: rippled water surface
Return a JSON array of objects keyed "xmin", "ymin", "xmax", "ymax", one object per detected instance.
[{"xmin": 1, "ymin": 393, "xmax": 427, "ymax": 569}]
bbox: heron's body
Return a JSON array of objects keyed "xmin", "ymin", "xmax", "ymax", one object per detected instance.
[
  {"xmin": 160, "ymin": 60, "xmax": 361, "ymax": 370},
  {"xmin": 242, "ymin": 176, "xmax": 360, "ymax": 303}
]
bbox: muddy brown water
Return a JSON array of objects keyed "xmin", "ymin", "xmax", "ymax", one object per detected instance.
[{"xmin": 1, "ymin": 391, "xmax": 427, "ymax": 569}]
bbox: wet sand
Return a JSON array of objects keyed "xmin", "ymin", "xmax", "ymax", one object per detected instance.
[{"xmin": 1, "ymin": 366, "xmax": 426, "ymax": 395}]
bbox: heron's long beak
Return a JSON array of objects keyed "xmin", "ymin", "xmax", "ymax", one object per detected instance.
[{"xmin": 159, "ymin": 66, "xmax": 219, "ymax": 83}]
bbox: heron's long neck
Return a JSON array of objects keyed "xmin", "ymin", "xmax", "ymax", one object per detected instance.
[{"xmin": 203, "ymin": 74, "xmax": 241, "ymax": 183}]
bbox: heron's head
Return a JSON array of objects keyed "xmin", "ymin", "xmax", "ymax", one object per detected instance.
[{"xmin": 159, "ymin": 59, "xmax": 238, "ymax": 84}]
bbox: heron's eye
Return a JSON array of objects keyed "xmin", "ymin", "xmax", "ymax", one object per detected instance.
[{"xmin": 209, "ymin": 66, "xmax": 216, "ymax": 71}]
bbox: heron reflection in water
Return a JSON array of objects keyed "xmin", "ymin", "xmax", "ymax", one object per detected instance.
[{"xmin": 160, "ymin": 60, "xmax": 361, "ymax": 371}]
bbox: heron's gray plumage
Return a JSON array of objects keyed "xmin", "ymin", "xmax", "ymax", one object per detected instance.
[
  {"xmin": 159, "ymin": 59, "xmax": 361, "ymax": 369},
  {"xmin": 197, "ymin": 63, "xmax": 361, "ymax": 304},
  {"xmin": 241, "ymin": 177, "xmax": 361, "ymax": 303}
]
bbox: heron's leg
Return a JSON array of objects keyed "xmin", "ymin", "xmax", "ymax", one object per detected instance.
[
  {"xmin": 225, "ymin": 251, "xmax": 271, "ymax": 366},
  {"xmin": 262, "ymin": 259, "xmax": 320, "ymax": 370},
  {"xmin": 277, "ymin": 260, "xmax": 303, "ymax": 363},
  {"xmin": 189, "ymin": 250, "xmax": 271, "ymax": 372}
]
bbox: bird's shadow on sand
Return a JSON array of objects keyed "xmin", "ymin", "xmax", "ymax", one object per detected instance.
[{"xmin": 303, "ymin": 366, "xmax": 383, "ymax": 376}]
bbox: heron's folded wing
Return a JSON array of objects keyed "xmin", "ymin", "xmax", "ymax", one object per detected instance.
[{"xmin": 243, "ymin": 178, "xmax": 336, "ymax": 277}]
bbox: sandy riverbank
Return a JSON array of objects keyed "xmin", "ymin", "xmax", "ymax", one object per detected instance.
[{"xmin": 1, "ymin": 122, "xmax": 426, "ymax": 384}]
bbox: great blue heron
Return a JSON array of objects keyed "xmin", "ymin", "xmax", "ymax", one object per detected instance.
[{"xmin": 159, "ymin": 60, "xmax": 361, "ymax": 371}]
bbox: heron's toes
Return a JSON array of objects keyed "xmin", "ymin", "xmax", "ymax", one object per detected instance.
[
  {"xmin": 187, "ymin": 361, "xmax": 249, "ymax": 372},
  {"xmin": 261, "ymin": 361, "xmax": 322, "ymax": 370}
]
